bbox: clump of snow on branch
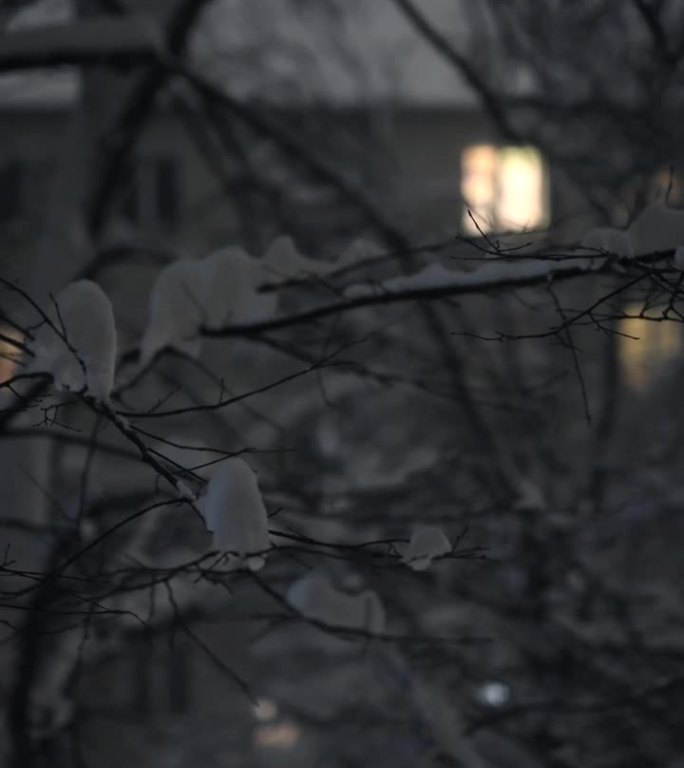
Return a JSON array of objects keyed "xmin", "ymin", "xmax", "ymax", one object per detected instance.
[
  {"xmin": 140, "ymin": 247, "xmax": 274, "ymax": 362},
  {"xmin": 581, "ymin": 226, "xmax": 633, "ymax": 258},
  {"xmin": 199, "ymin": 247, "xmax": 276, "ymax": 325},
  {"xmin": 140, "ymin": 237, "xmax": 382, "ymax": 361},
  {"xmin": 262, "ymin": 235, "xmax": 379, "ymax": 280},
  {"xmin": 344, "ymin": 262, "xmax": 458, "ymax": 297},
  {"xmin": 262, "ymin": 235, "xmax": 331, "ymax": 278},
  {"xmin": 345, "ymin": 257, "xmax": 601, "ymax": 299},
  {"xmin": 581, "ymin": 205, "xmax": 684, "ymax": 259},
  {"xmin": 629, "ymin": 203, "xmax": 684, "ymax": 254},
  {"xmin": 32, "ymin": 279, "xmax": 117, "ymax": 400},
  {"xmin": 140, "ymin": 260, "xmax": 204, "ymax": 362},
  {"xmin": 197, "ymin": 457, "xmax": 270, "ymax": 571},
  {"xmin": 287, "ymin": 571, "xmax": 386, "ymax": 634},
  {"xmin": 340, "ymin": 237, "xmax": 378, "ymax": 266},
  {"xmin": 401, "ymin": 526, "xmax": 451, "ymax": 571},
  {"xmin": 674, "ymin": 245, "xmax": 684, "ymax": 271}
]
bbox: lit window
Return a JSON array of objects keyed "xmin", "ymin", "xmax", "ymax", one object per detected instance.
[
  {"xmin": 618, "ymin": 306, "xmax": 680, "ymax": 390},
  {"xmin": 461, "ymin": 145, "xmax": 548, "ymax": 235},
  {"xmin": 0, "ymin": 326, "xmax": 23, "ymax": 384}
]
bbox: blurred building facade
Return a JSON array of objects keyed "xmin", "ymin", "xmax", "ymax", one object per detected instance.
[{"xmin": 2, "ymin": 4, "xmax": 684, "ymax": 768}]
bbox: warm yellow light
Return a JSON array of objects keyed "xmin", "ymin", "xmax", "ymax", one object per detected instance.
[
  {"xmin": 0, "ymin": 326, "xmax": 23, "ymax": 384},
  {"xmin": 497, "ymin": 147, "xmax": 547, "ymax": 231},
  {"xmin": 461, "ymin": 145, "xmax": 548, "ymax": 235},
  {"xmin": 253, "ymin": 721, "xmax": 300, "ymax": 750},
  {"xmin": 618, "ymin": 307, "xmax": 680, "ymax": 390},
  {"xmin": 461, "ymin": 145, "xmax": 496, "ymax": 235}
]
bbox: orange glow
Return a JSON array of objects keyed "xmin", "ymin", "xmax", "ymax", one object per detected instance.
[
  {"xmin": 619, "ymin": 306, "xmax": 680, "ymax": 390},
  {"xmin": 0, "ymin": 326, "xmax": 23, "ymax": 384},
  {"xmin": 253, "ymin": 721, "xmax": 300, "ymax": 750}
]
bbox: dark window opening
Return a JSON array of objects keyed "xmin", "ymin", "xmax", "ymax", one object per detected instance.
[
  {"xmin": 0, "ymin": 160, "xmax": 25, "ymax": 226},
  {"xmin": 131, "ymin": 639, "xmax": 191, "ymax": 718},
  {"xmin": 118, "ymin": 154, "xmax": 180, "ymax": 234}
]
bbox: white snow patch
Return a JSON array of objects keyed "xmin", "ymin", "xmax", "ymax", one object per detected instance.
[
  {"xmin": 286, "ymin": 571, "xmax": 385, "ymax": 634},
  {"xmin": 674, "ymin": 245, "xmax": 684, "ymax": 271},
  {"xmin": 346, "ymin": 263, "xmax": 454, "ymax": 296},
  {"xmin": 345, "ymin": 257, "xmax": 600, "ymax": 299},
  {"xmin": 401, "ymin": 525, "xmax": 451, "ymax": 571},
  {"xmin": 261, "ymin": 236, "xmax": 379, "ymax": 282},
  {"xmin": 140, "ymin": 247, "xmax": 278, "ymax": 361},
  {"xmin": 32, "ymin": 280, "xmax": 116, "ymax": 400},
  {"xmin": 197, "ymin": 457, "xmax": 270, "ymax": 570},
  {"xmin": 262, "ymin": 236, "xmax": 330, "ymax": 279},
  {"xmin": 199, "ymin": 247, "xmax": 271, "ymax": 326},
  {"xmin": 581, "ymin": 227, "xmax": 633, "ymax": 258},
  {"xmin": 402, "ymin": 525, "xmax": 452, "ymax": 571},
  {"xmin": 141, "ymin": 235, "xmax": 391, "ymax": 361},
  {"xmin": 338, "ymin": 237, "xmax": 380, "ymax": 268},
  {"xmin": 140, "ymin": 259, "xmax": 205, "ymax": 362},
  {"xmin": 477, "ymin": 681, "xmax": 511, "ymax": 707},
  {"xmin": 629, "ymin": 203, "xmax": 684, "ymax": 254}
]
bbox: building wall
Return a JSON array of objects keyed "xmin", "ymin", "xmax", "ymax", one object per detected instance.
[{"xmin": 0, "ymin": 103, "xmax": 572, "ymax": 271}]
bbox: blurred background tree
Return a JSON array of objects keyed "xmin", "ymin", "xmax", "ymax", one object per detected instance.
[{"xmin": 1, "ymin": 2, "xmax": 684, "ymax": 768}]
